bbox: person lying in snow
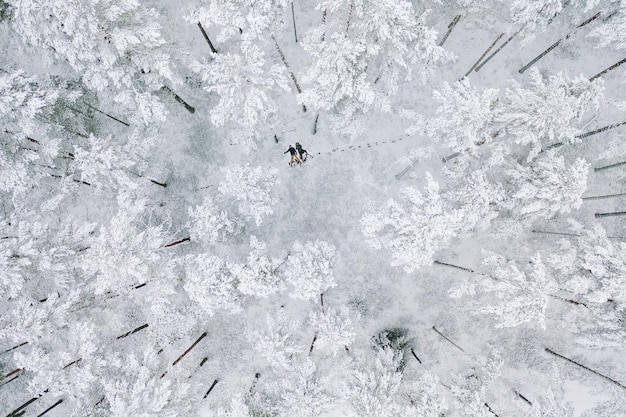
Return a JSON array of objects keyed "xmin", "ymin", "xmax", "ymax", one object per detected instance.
[
  {"xmin": 295, "ymin": 142, "xmax": 308, "ymax": 161},
  {"xmin": 284, "ymin": 145, "xmax": 301, "ymax": 166}
]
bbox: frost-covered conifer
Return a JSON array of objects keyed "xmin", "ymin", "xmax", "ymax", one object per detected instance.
[
  {"xmin": 451, "ymin": 252, "xmax": 557, "ymax": 329},
  {"xmin": 343, "ymin": 347, "xmax": 438, "ymax": 417},
  {"xmin": 193, "ymin": 41, "xmax": 289, "ymax": 139},
  {"xmin": 103, "ymin": 350, "xmax": 190, "ymax": 417},
  {"xmin": 283, "ymin": 240, "xmax": 337, "ymax": 301},
  {"xmin": 506, "ymin": 151, "xmax": 589, "ymax": 220},
  {"xmin": 80, "ymin": 205, "xmax": 174, "ymax": 295},
  {"xmin": 361, "ymin": 174, "xmax": 467, "ymax": 272},
  {"xmin": 183, "ymin": 254, "xmax": 242, "ymax": 316},
  {"xmin": 510, "ymin": 0, "xmax": 564, "ymax": 41},
  {"xmin": 309, "ymin": 305, "xmax": 356, "ymax": 355},
  {"xmin": 499, "ymin": 69, "xmax": 603, "ymax": 161},
  {"xmin": 188, "ymin": 196, "xmax": 236, "ymax": 245},
  {"xmin": 215, "ymin": 396, "xmax": 254, "ymax": 417},
  {"xmin": 409, "ymin": 79, "xmax": 501, "ymax": 155},
  {"xmin": 449, "ymin": 349, "xmax": 502, "ymax": 416},
  {"xmin": 187, "ymin": 0, "xmax": 289, "ymax": 42},
  {"xmin": 232, "ymin": 236, "xmax": 285, "ymax": 297},
  {"xmin": 218, "ymin": 164, "xmax": 279, "ymax": 226},
  {"xmin": 9, "ymin": 0, "xmax": 175, "ymax": 92},
  {"xmin": 252, "ymin": 308, "xmax": 303, "ymax": 369}
]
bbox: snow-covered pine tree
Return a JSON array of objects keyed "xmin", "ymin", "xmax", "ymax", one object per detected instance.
[
  {"xmin": 361, "ymin": 173, "xmax": 468, "ymax": 272},
  {"xmin": 188, "ymin": 196, "xmax": 237, "ymax": 245},
  {"xmin": 498, "ymin": 68, "xmax": 603, "ymax": 161},
  {"xmin": 183, "ymin": 253, "xmax": 242, "ymax": 316},
  {"xmin": 192, "ymin": 41, "xmax": 289, "ymax": 145},
  {"xmin": 506, "ymin": 151, "xmax": 589, "ymax": 221},
  {"xmin": 449, "ymin": 348, "xmax": 503, "ymax": 416},
  {"xmin": 309, "ymin": 305, "xmax": 356, "ymax": 355},
  {"xmin": 218, "ymin": 164, "xmax": 279, "ymax": 226},
  {"xmin": 407, "ymin": 78, "xmax": 501, "ymax": 156},
  {"xmin": 510, "ymin": 0, "xmax": 564, "ymax": 42},
  {"xmin": 187, "ymin": 0, "xmax": 289, "ymax": 42},
  {"xmin": 252, "ymin": 308, "xmax": 303, "ymax": 369},
  {"xmin": 80, "ymin": 203, "xmax": 175, "ymax": 295},
  {"xmin": 283, "ymin": 240, "xmax": 337, "ymax": 301},
  {"xmin": 232, "ymin": 236, "xmax": 285, "ymax": 297},
  {"xmin": 450, "ymin": 251, "xmax": 557, "ymax": 329}
]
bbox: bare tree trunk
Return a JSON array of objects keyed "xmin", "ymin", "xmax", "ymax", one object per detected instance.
[
  {"xmin": 271, "ymin": 34, "xmax": 306, "ymax": 112},
  {"xmin": 312, "ymin": 114, "xmax": 319, "ymax": 135},
  {"xmin": 116, "ymin": 323, "xmax": 149, "ymax": 339},
  {"xmin": 197, "ymin": 22, "xmax": 218, "ymax": 54},
  {"xmin": 0, "ymin": 341, "xmax": 28, "ymax": 356},
  {"xmin": 462, "ymin": 33, "xmax": 504, "ymax": 78},
  {"xmin": 514, "ymin": 390, "xmax": 532, "ymax": 405},
  {"xmin": 595, "ymin": 160, "xmax": 626, "ymax": 172},
  {"xmin": 576, "ymin": 120, "xmax": 626, "ymax": 139},
  {"xmin": 433, "ymin": 260, "xmax": 475, "ymax": 273},
  {"xmin": 321, "ymin": 9, "xmax": 327, "ymax": 41},
  {"xmin": 203, "ymin": 379, "xmax": 219, "ymax": 399},
  {"xmin": 162, "ymin": 237, "xmax": 191, "ymax": 248},
  {"xmin": 410, "ymin": 348, "xmax": 422, "ymax": 364},
  {"xmin": 484, "ymin": 402, "xmax": 500, "ymax": 417},
  {"xmin": 309, "ymin": 333, "xmax": 318, "ymax": 355},
  {"xmin": 474, "ymin": 28, "xmax": 523, "ymax": 72},
  {"xmin": 36, "ymin": 399, "xmax": 63, "ymax": 417},
  {"xmin": 162, "ymin": 85, "xmax": 195, "ymax": 114},
  {"xmin": 545, "ymin": 348, "xmax": 626, "ymax": 389},
  {"xmin": 83, "ymin": 102, "xmax": 130, "ymax": 127},
  {"xmin": 590, "ymin": 57, "xmax": 626, "ymax": 81},
  {"xmin": 583, "ymin": 192, "xmax": 626, "ymax": 200},
  {"xmin": 439, "ymin": 15, "xmax": 462, "ymax": 46},
  {"xmin": 249, "ymin": 373, "xmax": 261, "ymax": 393},
  {"xmin": 172, "ymin": 332, "xmax": 208, "ymax": 366},
  {"xmin": 291, "ymin": 3, "xmax": 298, "ymax": 43},
  {"xmin": 431, "ymin": 326, "xmax": 465, "ymax": 353},
  {"xmin": 346, "ymin": 0, "xmax": 355, "ymax": 33},
  {"xmin": 596, "ymin": 211, "xmax": 626, "ymax": 218},
  {"xmin": 518, "ymin": 12, "xmax": 601, "ymax": 74}
]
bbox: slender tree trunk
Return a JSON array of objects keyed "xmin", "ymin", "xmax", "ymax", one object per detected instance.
[
  {"xmin": 439, "ymin": 15, "xmax": 462, "ymax": 47},
  {"xmin": 596, "ymin": 211, "xmax": 626, "ymax": 218},
  {"xmin": 203, "ymin": 379, "xmax": 219, "ymax": 399},
  {"xmin": 549, "ymin": 294, "xmax": 588, "ymax": 308},
  {"xmin": 346, "ymin": 0, "xmax": 355, "ymax": 33},
  {"xmin": 36, "ymin": 399, "xmax": 63, "ymax": 417},
  {"xmin": 0, "ymin": 374, "xmax": 19, "ymax": 389},
  {"xmin": 519, "ymin": 12, "xmax": 601, "ymax": 74},
  {"xmin": 583, "ymin": 192, "xmax": 626, "ymax": 200},
  {"xmin": 116, "ymin": 323, "xmax": 149, "ymax": 339},
  {"xmin": 595, "ymin": 160, "xmax": 626, "ymax": 172},
  {"xmin": 83, "ymin": 103, "xmax": 130, "ymax": 127},
  {"xmin": 321, "ymin": 9, "xmax": 327, "ymax": 41},
  {"xmin": 431, "ymin": 326, "xmax": 465, "ymax": 353},
  {"xmin": 514, "ymin": 390, "xmax": 532, "ymax": 405},
  {"xmin": 433, "ymin": 260, "xmax": 475, "ymax": 273},
  {"xmin": 0, "ymin": 341, "xmax": 28, "ymax": 356},
  {"xmin": 6, "ymin": 395, "xmax": 43, "ymax": 417},
  {"xmin": 0, "ymin": 368, "xmax": 21, "ymax": 382},
  {"xmin": 197, "ymin": 22, "xmax": 218, "ymax": 54},
  {"xmin": 249, "ymin": 372, "xmax": 261, "ymax": 393},
  {"xmin": 532, "ymin": 230, "xmax": 581, "ymax": 237},
  {"xmin": 462, "ymin": 33, "xmax": 504, "ymax": 79},
  {"xmin": 475, "ymin": 28, "xmax": 523, "ymax": 72},
  {"xmin": 545, "ymin": 348, "xmax": 626, "ymax": 389},
  {"xmin": 162, "ymin": 85, "xmax": 195, "ymax": 114},
  {"xmin": 590, "ymin": 57, "xmax": 626, "ymax": 81},
  {"xmin": 162, "ymin": 237, "xmax": 191, "ymax": 248},
  {"xmin": 62, "ymin": 358, "xmax": 82, "ymax": 369},
  {"xmin": 271, "ymin": 34, "xmax": 306, "ymax": 112},
  {"xmin": 410, "ymin": 348, "xmax": 422, "ymax": 364},
  {"xmin": 291, "ymin": 2, "xmax": 298, "ymax": 43},
  {"xmin": 309, "ymin": 333, "xmax": 318, "ymax": 355},
  {"xmin": 442, "ymin": 152, "xmax": 461, "ymax": 162},
  {"xmin": 484, "ymin": 402, "xmax": 500, "ymax": 417},
  {"xmin": 576, "ymin": 121, "xmax": 626, "ymax": 139},
  {"xmin": 312, "ymin": 114, "xmax": 319, "ymax": 135},
  {"xmin": 172, "ymin": 332, "xmax": 208, "ymax": 366}
]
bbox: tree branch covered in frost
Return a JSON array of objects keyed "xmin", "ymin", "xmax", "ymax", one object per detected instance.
[
  {"xmin": 232, "ymin": 236, "xmax": 285, "ymax": 297},
  {"xmin": 449, "ymin": 348, "xmax": 502, "ymax": 416},
  {"xmin": 587, "ymin": 1, "xmax": 626, "ymax": 49},
  {"xmin": 188, "ymin": 196, "xmax": 236, "ymax": 245},
  {"xmin": 218, "ymin": 164, "xmax": 279, "ymax": 226},
  {"xmin": 252, "ymin": 308, "xmax": 303, "ymax": 369}
]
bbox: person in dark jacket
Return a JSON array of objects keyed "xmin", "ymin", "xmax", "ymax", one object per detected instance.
[
  {"xmin": 284, "ymin": 145, "xmax": 301, "ymax": 166},
  {"xmin": 295, "ymin": 142, "xmax": 308, "ymax": 161}
]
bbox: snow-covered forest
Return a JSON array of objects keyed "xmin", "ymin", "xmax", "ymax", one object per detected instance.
[{"xmin": 1, "ymin": 0, "xmax": 626, "ymax": 415}]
